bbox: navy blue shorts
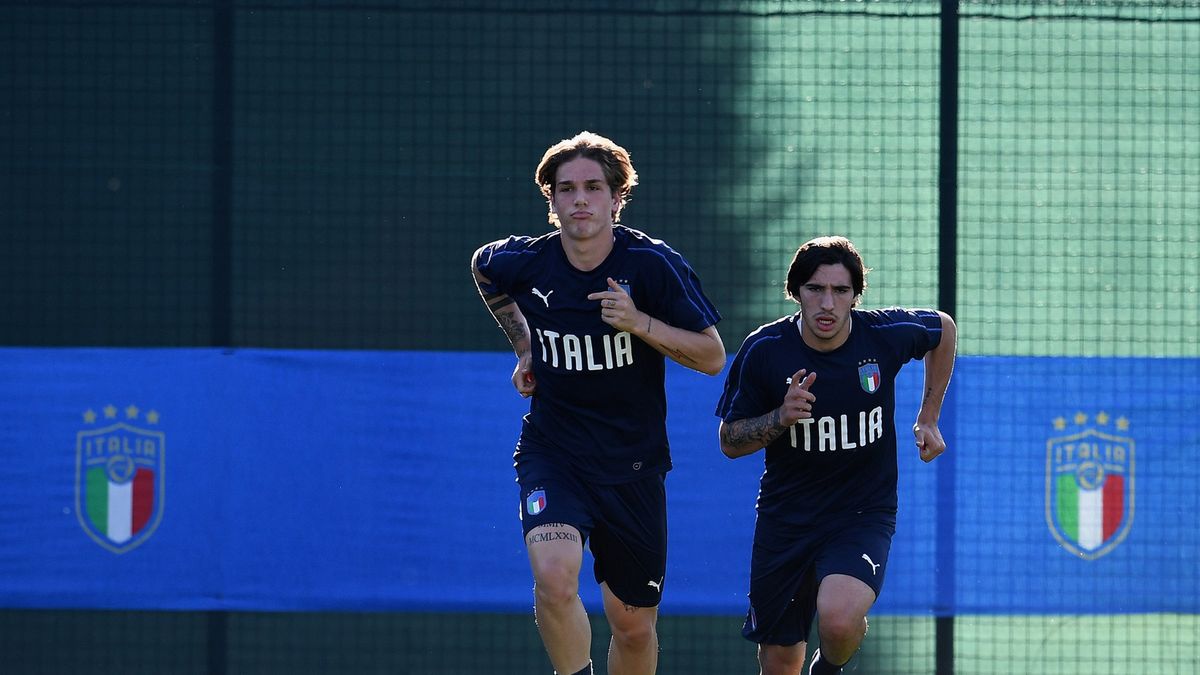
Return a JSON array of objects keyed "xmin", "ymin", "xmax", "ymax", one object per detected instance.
[
  {"xmin": 516, "ymin": 452, "xmax": 667, "ymax": 608},
  {"xmin": 742, "ymin": 513, "xmax": 896, "ymax": 646}
]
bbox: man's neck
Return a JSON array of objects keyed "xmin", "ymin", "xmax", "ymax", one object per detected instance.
[
  {"xmin": 561, "ymin": 228, "xmax": 615, "ymax": 272},
  {"xmin": 798, "ymin": 312, "xmax": 853, "ymax": 352}
]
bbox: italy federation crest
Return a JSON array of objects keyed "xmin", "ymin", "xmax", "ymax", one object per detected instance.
[
  {"xmin": 75, "ymin": 405, "xmax": 165, "ymax": 554},
  {"xmin": 1045, "ymin": 413, "xmax": 1134, "ymax": 560},
  {"xmin": 858, "ymin": 362, "xmax": 881, "ymax": 394},
  {"xmin": 526, "ymin": 489, "xmax": 547, "ymax": 517}
]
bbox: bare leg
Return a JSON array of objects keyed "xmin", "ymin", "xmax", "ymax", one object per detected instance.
[
  {"xmin": 600, "ymin": 582, "xmax": 658, "ymax": 675},
  {"xmin": 813, "ymin": 574, "xmax": 876, "ymax": 666},
  {"xmin": 527, "ymin": 524, "xmax": 591, "ymax": 674},
  {"xmin": 758, "ymin": 642, "xmax": 806, "ymax": 675}
]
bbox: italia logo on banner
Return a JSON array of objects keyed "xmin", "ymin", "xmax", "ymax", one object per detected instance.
[
  {"xmin": 1045, "ymin": 412, "xmax": 1134, "ymax": 560},
  {"xmin": 858, "ymin": 361, "xmax": 881, "ymax": 394},
  {"xmin": 75, "ymin": 404, "xmax": 165, "ymax": 554}
]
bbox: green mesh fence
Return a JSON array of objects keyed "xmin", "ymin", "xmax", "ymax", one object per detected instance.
[
  {"xmin": 958, "ymin": 3, "xmax": 1200, "ymax": 357},
  {"xmin": 2, "ymin": 0, "xmax": 1195, "ymax": 356}
]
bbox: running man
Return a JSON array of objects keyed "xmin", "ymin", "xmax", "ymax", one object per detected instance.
[
  {"xmin": 715, "ymin": 235, "xmax": 956, "ymax": 675},
  {"xmin": 472, "ymin": 131, "xmax": 725, "ymax": 675}
]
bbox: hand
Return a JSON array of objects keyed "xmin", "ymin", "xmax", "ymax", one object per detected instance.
[
  {"xmin": 512, "ymin": 354, "xmax": 536, "ymax": 398},
  {"xmin": 587, "ymin": 277, "xmax": 642, "ymax": 333},
  {"xmin": 779, "ymin": 368, "xmax": 816, "ymax": 426},
  {"xmin": 913, "ymin": 421, "xmax": 945, "ymax": 462}
]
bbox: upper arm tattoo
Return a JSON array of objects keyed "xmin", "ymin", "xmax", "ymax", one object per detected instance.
[{"xmin": 487, "ymin": 294, "xmax": 516, "ymax": 312}]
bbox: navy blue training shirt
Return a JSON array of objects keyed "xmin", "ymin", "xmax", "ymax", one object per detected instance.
[
  {"xmin": 715, "ymin": 308, "xmax": 942, "ymax": 526},
  {"xmin": 477, "ymin": 225, "xmax": 721, "ymax": 484}
]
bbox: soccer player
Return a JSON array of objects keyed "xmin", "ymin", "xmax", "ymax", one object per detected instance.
[
  {"xmin": 715, "ymin": 236, "xmax": 956, "ymax": 675},
  {"xmin": 471, "ymin": 131, "xmax": 726, "ymax": 675}
]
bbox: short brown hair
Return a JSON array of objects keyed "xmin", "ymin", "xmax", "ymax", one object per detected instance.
[{"xmin": 535, "ymin": 131, "xmax": 638, "ymax": 226}]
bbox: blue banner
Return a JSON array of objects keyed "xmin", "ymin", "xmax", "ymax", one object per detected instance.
[
  {"xmin": 954, "ymin": 356, "xmax": 1200, "ymax": 613},
  {"xmin": 0, "ymin": 348, "xmax": 1196, "ymax": 614}
]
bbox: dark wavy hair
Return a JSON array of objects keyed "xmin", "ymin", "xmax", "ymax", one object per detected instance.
[{"xmin": 785, "ymin": 235, "xmax": 870, "ymax": 306}]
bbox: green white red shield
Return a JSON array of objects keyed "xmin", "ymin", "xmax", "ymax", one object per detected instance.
[
  {"xmin": 1045, "ymin": 428, "xmax": 1134, "ymax": 560},
  {"xmin": 76, "ymin": 422, "xmax": 165, "ymax": 554}
]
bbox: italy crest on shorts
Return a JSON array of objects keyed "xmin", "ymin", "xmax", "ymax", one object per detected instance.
[
  {"xmin": 1045, "ymin": 412, "xmax": 1134, "ymax": 560},
  {"xmin": 858, "ymin": 361, "xmax": 881, "ymax": 394},
  {"xmin": 526, "ymin": 489, "xmax": 547, "ymax": 517},
  {"xmin": 75, "ymin": 405, "xmax": 165, "ymax": 554}
]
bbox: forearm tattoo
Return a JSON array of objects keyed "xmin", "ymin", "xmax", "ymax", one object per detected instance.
[
  {"xmin": 667, "ymin": 346, "xmax": 698, "ymax": 365},
  {"xmin": 495, "ymin": 311, "xmax": 528, "ymax": 348},
  {"xmin": 722, "ymin": 409, "xmax": 788, "ymax": 449},
  {"xmin": 642, "ymin": 317, "xmax": 703, "ymax": 367}
]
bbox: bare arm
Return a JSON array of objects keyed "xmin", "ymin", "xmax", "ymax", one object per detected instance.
[
  {"xmin": 471, "ymin": 246, "xmax": 536, "ymax": 397},
  {"xmin": 588, "ymin": 277, "xmax": 726, "ymax": 375},
  {"xmin": 719, "ymin": 411, "xmax": 790, "ymax": 459},
  {"xmin": 638, "ymin": 322, "xmax": 725, "ymax": 376},
  {"xmin": 718, "ymin": 370, "xmax": 816, "ymax": 458},
  {"xmin": 913, "ymin": 310, "xmax": 957, "ymax": 462}
]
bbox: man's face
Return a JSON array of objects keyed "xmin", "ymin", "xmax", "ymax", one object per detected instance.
[
  {"xmin": 797, "ymin": 263, "xmax": 857, "ymax": 351},
  {"xmin": 550, "ymin": 156, "xmax": 620, "ymax": 242}
]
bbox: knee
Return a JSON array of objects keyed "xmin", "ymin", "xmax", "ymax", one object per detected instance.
[
  {"xmin": 609, "ymin": 612, "xmax": 657, "ymax": 653},
  {"xmin": 818, "ymin": 612, "xmax": 868, "ymax": 650},
  {"xmin": 531, "ymin": 561, "xmax": 579, "ymax": 607}
]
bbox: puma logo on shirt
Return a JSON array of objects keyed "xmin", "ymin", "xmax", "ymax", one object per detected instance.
[{"xmin": 531, "ymin": 287, "xmax": 553, "ymax": 307}]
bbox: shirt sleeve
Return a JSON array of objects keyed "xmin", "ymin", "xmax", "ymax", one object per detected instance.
[
  {"xmin": 641, "ymin": 244, "xmax": 721, "ymax": 333},
  {"xmin": 714, "ymin": 333, "xmax": 773, "ymax": 422},
  {"xmin": 473, "ymin": 235, "xmax": 527, "ymax": 296},
  {"xmin": 881, "ymin": 307, "xmax": 943, "ymax": 362}
]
